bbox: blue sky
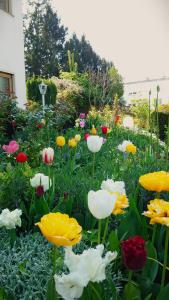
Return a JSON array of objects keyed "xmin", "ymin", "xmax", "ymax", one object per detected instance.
[{"xmin": 23, "ymin": 0, "xmax": 169, "ymax": 82}]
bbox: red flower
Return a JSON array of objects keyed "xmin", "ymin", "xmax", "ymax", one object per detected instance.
[
  {"xmin": 16, "ymin": 152, "xmax": 28, "ymax": 163},
  {"xmin": 84, "ymin": 133, "xmax": 90, "ymax": 140},
  {"xmin": 37, "ymin": 123, "xmax": 43, "ymax": 129},
  {"xmin": 121, "ymin": 235, "xmax": 147, "ymax": 270},
  {"xmin": 101, "ymin": 126, "xmax": 108, "ymax": 134},
  {"xmin": 36, "ymin": 185, "xmax": 44, "ymax": 197}
]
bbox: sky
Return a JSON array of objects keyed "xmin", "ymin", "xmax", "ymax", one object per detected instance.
[{"xmin": 23, "ymin": 0, "xmax": 169, "ymax": 82}]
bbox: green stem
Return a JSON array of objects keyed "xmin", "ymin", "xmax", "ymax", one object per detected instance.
[
  {"xmin": 128, "ymin": 270, "xmax": 133, "ymax": 282},
  {"xmin": 89, "ymin": 282, "xmax": 102, "ymax": 300},
  {"xmin": 102, "ymin": 217, "xmax": 109, "ymax": 244},
  {"xmin": 92, "ymin": 153, "xmax": 96, "ymax": 178},
  {"xmin": 161, "ymin": 227, "xmax": 169, "ymax": 290},
  {"xmin": 52, "ymin": 245, "xmax": 58, "ymax": 275},
  {"xmin": 98, "ymin": 219, "xmax": 102, "ymax": 244},
  {"xmin": 152, "ymin": 225, "xmax": 157, "ymax": 245}
]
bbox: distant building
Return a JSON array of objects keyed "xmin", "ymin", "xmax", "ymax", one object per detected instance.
[
  {"xmin": 124, "ymin": 77, "xmax": 169, "ymax": 105},
  {"xmin": 0, "ymin": 0, "xmax": 26, "ymax": 108}
]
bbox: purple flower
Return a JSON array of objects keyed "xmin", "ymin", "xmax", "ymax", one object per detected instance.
[
  {"xmin": 80, "ymin": 120, "xmax": 85, "ymax": 128},
  {"xmin": 79, "ymin": 113, "xmax": 85, "ymax": 119}
]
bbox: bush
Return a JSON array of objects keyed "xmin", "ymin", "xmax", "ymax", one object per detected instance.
[
  {"xmin": 151, "ymin": 104, "xmax": 169, "ymax": 141},
  {"xmin": 26, "ymin": 77, "xmax": 57, "ymax": 106},
  {"xmin": 130, "ymin": 99, "xmax": 149, "ymax": 129}
]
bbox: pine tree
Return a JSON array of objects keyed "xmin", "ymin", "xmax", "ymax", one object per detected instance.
[{"xmin": 24, "ymin": 0, "xmax": 67, "ymax": 78}]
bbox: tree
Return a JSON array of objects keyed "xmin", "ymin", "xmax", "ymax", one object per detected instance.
[
  {"xmin": 24, "ymin": 0, "xmax": 67, "ymax": 78},
  {"xmin": 62, "ymin": 34, "xmax": 113, "ymax": 73}
]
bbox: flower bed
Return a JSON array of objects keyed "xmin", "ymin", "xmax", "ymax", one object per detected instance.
[{"xmin": 0, "ymin": 111, "xmax": 169, "ymax": 299}]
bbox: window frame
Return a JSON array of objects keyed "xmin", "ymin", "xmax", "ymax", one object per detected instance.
[
  {"xmin": 0, "ymin": 0, "xmax": 12, "ymax": 14},
  {"xmin": 0, "ymin": 71, "xmax": 14, "ymax": 97}
]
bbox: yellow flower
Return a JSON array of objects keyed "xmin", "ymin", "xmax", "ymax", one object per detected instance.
[
  {"xmin": 90, "ymin": 125, "xmax": 97, "ymax": 135},
  {"xmin": 75, "ymin": 134, "xmax": 81, "ymax": 142},
  {"xmin": 143, "ymin": 199, "xmax": 169, "ymax": 226},
  {"xmin": 112, "ymin": 193, "xmax": 129, "ymax": 215},
  {"xmin": 56, "ymin": 136, "xmax": 65, "ymax": 147},
  {"xmin": 139, "ymin": 171, "xmax": 169, "ymax": 192},
  {"xmin": 126, "ymin": 143, "xmax": 137, "ymax": 154},
  {"xmin": 68, "ymin": 138, "xmax": 77, "ymax": 148},
  {"xmin": 36, "ymin": 212, "xmax": 82, "ymax": 246}
]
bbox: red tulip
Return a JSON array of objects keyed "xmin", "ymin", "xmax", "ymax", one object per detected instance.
[
  {"xmin": 84, "ymin": 133, "xmax": 90, "ymax": 140},
  {"xmin": 16, "ymin": 152, "xmax": 27, "ymax": 163},
  {"xmin": 115, "ymin": 115, "xmax": 120, "ymax": 125},
  {"xmin": 121, "ymin": 235, "xmax": 147, "ymax": 270},
  {"xmin": 101, "ymin": 126, "xmax": 108, "ymax": 134},
  {"xmin": 36, "ymin": 185, "xmax": 44, "ymax": 197},
  {"xmin": 42, "ymin": 147, "xmax": 54, "ymax": 165}
]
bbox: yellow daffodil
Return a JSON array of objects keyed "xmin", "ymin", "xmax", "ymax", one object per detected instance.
[
  {"xmin": 112, "ymin": 194, "xmax": 129, "ymax": 215},
  {"xmin": 75, "ymin": 134, "xmax": 81, "ymax": 142},
  {"xmin": 90, "ymin": 125, "xmax": 97, "ymax": 135},
  {"xmin": 36, "ymin": 212, "xmax": 82, "ymax": 246},
  {"xmin": 126, "ymin": 143, "xmax": 137, "ymax": 154},
  {"xmin": 139, "ymin": 171, "xmax": 169, "ymax": 192},
  {"xmin": 143, "ymin": 199, "xmax": 169, "ymax": 226},
  {"xmin": 56, "ymin": 136, "xmax": 65, "ymax": 147},
  {"xmin": 68, "ymin": 138, "xmax": 77, "ymax": 148}
]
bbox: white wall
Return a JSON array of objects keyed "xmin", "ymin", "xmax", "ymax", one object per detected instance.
[{"xmin": 0, "ymin": 0, "xmax": 26, "ymax": 108}]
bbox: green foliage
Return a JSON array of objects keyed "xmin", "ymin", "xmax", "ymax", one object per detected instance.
[
  {"xmin": 24, "ymin": 0, "xmax": 67, "ymax": 77},
  {"xmin": 130, "ymin": 99, "xmax": 149, "ymax": 129},
  {"xmin": 26, "ymin": 77, "xmax": 57, "ymax": 105},
  {"xmin": 151, "ymin": 110, "xmax": 169, "ymax": 141}
]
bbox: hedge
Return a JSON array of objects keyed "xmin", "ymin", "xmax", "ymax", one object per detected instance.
[
  {"xmin": 151, "ymin": 105, "xmax": 169, "ymax": 141},
  {"xmin": 26, "ymin": 77, "xmax": 57, "ymax": 106}
]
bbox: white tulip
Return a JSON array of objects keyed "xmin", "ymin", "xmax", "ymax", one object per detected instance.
[
  {"xmin": 101, "ymin": 179, "xmax": 126, "ymax": 195},
  {"xmin": 123, "ymin": 116, "xmax": 134, "ymax": 129},
  {"xmin": 42, "ymin": 147, "xmax": 54, "ymax": 165},
  {"xmin": 117, "ymin": 140, "xmax": 133, "ymax": 152},
  {"xmin": 87, "ymin": 135, "xmax": 103, "ymax": 153},
  {"xmin": 88, "ymin": 190, "xmax": 117, "ymax": 219},
  {"xmin": 0, "ymin": 208, "xmax": 22, "ymax": 229},
  {"xmin": 30, "ymin": 173, "xmax": 51, "ymax": 191},
  {"xmin": 54, "ymin": 273, "xmax": 84, "ymax": 300},
  {"xmin": 54, "ymin": 244, "xmax": 117, "ymax": 300}
]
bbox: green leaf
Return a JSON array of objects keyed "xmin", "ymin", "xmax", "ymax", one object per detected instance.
[
  {"xmin": 46, "ymin": 277, "xmax": 59, "ymax": 300},
  {"xmin": 157, "ymin": 284, "xmax": 169, "ymax": 299},
  {"xmin": 108, "ymin": 230, "xmax": 120, "ymax": 251},
  {"xmin": 142, "ymin": 241, "xmax": 158, "ymax": 282},
  {"xmin": 122, "ymin": 282, "xmax": 141, "ymax": 300}
]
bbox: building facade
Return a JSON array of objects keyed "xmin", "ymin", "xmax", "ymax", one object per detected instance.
[
  {"xmin": 0, "ymin": 0, "xmax": 26, "ymax": 108},
  {"xmin": 124, "ymin": 77, "xmax": 169, "ymax": 106}
]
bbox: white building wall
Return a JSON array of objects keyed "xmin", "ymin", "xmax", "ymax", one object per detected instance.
[
  {"xmin": 0, "ymin": 0, "xmax": 26, "ymax": 108},
  {"xmin": 124, "ymin": 78, "xmax": 169, "ymax": 106}
]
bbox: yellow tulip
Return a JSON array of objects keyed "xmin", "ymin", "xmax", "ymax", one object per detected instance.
[
  {"xmin": 139, "ymin": 171, "xmax": 169, "ymax": 192},
  {"xmin": 143, "ymin": 199, "xmax": 169, "ymax": 226},
  {"xmin": 68, "ymin": 138, "xmax": 77, "ymax": 148},
  {"xmin": 90, "ymin": 125, "xmax": 97, "ymax": 135},
  {"xmin": 75, "ymin": 134, "xmax": 81, "ymax": 142},
  {"xmin": 112, "ymin": 194, "xmax": 129, "ymax": 215},
  {"xmin": 126, "ymin": 143, "xmax": 137, "ymax": 154},
  {"xmin": 36, "ymin": 212, "xmax": 82, "ymax": 246},
  {"xmin": 56, "ymin": 136, "xmax": 65, "ymax": 147}
]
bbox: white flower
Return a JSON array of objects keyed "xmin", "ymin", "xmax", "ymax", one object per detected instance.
[
  {"xmin": 30, "ymin": 173, "xmax": 51, "ymax": 191},
  {"xmin": 88, "ymin": 190, "xmax": 117, "ymax": 219},
  {"xmin": 117, "ymin": 140, "xmax": 133, "ymax": 152},
  {"xmin": 123, "ymin": 116, "xmax": 134, "ymax": 129},
  {"xmin": 54, "ymin": 273, "xmax": 84, "ymax": 300},
  {"xmin": 54, "ymin": 245, "xmax": 117, "ymax": 300},
  {"xmin": 87, "ymin": 135, "xmax": 103, "ymax": 153},
  {"xmin": 42, "ymin": 147, "xmax": 54, "ymax": 165},
  {"xmin": 0, "ymin": 208, "xmax": 22, "ymax": 229},
  {"xmin": 101, "ymin": 179, "xmax": 126, "ymax": 195}
]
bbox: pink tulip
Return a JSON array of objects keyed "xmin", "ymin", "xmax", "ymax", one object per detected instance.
[
  {"xmin": 80, "ymin": 120, "xmax": 85, "ymax": 128},
  {"xmin": 2, "ymin": 140, "xmax": 19, "ymax": 154},
  {"xmin": 42, "ymin": 147, "xmax": 54, "ymax": 165},
  {"xmin": 79, "ymin": 113, "xmax": 86, "ymax": 119}
]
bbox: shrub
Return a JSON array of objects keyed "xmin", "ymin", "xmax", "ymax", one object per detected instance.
[
  {"xmin": 26, "ymin": 77, "xmax": 57, "ymax": 106},
  {"xmin": 130, "ymin": 99, "xmax": 149, "ymax": 129},
  {"xmin": 151, "ymin": 104, "xmax": 169, "ymax": 141}
]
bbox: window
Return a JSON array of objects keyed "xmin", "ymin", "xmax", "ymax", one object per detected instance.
[
  {"xmin": 0, "ymin": 72, "xmax": 14, "ymax": 97},
  {"xmin": 0, "ymin": 0, "xmax": 11, "ymax": 13}
]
